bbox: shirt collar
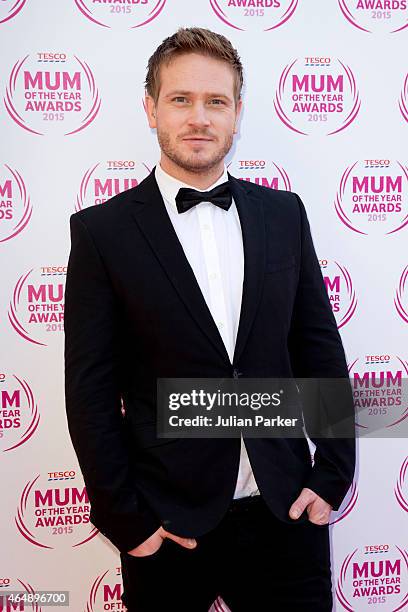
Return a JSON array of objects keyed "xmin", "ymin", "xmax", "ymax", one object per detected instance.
[{"xmin": 155, "ymin": 162, "xmax": 229, "ymax": 212}]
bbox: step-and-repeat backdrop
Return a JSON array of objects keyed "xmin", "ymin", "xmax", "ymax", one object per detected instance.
[{"xmin": 1, "ymin": 1, "xmax": 407, "ymax": 611}]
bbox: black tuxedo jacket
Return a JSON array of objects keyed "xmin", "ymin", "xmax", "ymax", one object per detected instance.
[{"xmin": 64, "ymin": 169, "xmax": 355, "ymax": 554}]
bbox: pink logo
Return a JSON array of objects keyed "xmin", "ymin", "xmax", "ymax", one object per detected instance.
[
  {"xmin": 395, "ymin": 265, "xmax": 408, "ymax": 323},
  {"xmin": 336, "ymin": 544, "xmax": 408, "ymax": 611},
  {"xmin": 0, "ymin": 578, "xmax": 43, "ymax": 611},
  {"xmin": 227, "ymin": 157, "xmax": 291, "ymax": 190},
  {"xmin": 348, "ymin": 355, "xmax": 408, "ymax": 431},
  {"xmin": 0, "ymin": 0, "xmax": 27, "ymax": 24},
  {"xmin": 209, "ymin": 597, "xmax": 231, "ymax": 612},
  {"xmin": 394, "ymin": 457, "xmax": 408, "ymax": 512},
  {"xmin": 74, "ymin": 0, "xmax": 167, "ymax": 29},
  {"xmin": 15, "ymin": 472, "xmax": 98, "ymax": 549},
  {"xmin": 76, "ymin": 160, "xmax": 151, "ymax": 211},
  {"xmin": 399, "ymin": 73, "xmax": 408, "ymax": 123},
  {"xmin": 85, "ymin": 570, "xmax": 232, "ymax": 612},
  {"xmin": 0, "ymin": 372, "xmax": 39, "ymax": 453},
  {"xmin": 209, "ymin": 0, "xmax": 298, "ymax": 31},
  {"xmin": 8, "ymin": 266, "xmax": 66, "ymax": 346},
  {"xmin": 274, "ymin": 57, "xmax": 360, "ymax": 135},
  {"xmin": 395, "ymin": 456, "xmax": 408, "ymax": 513},
  {"xmin": 320, "ymin": 259, "xmax": 357, "ymax": 328},
  {"xmin": 335, "ymin": 159, "xmax": 408, "ymax": 235},
  {"xmin": 338, "ymin": 0, "xmax": 408, "ymax": 34},
  {"xmin": 0, "ymin": 164, "xmax": 32, "ymax": 242},
  {"xmin": 85, "ymin": 567, "xmax": 125, "ymax": 611},
  {"xmin": 4, "ymin": 53, "xmax": 100, "ymax": 136}
]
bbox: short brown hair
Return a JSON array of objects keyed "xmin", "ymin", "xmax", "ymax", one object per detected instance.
[{"xmin": 145, "ymin": 27, "xmax": 243, "ymax": 105}]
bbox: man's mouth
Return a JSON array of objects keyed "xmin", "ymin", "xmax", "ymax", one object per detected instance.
[{"xmin": 182, "ymin": 136, "xmax": 214, "ymax": 142}]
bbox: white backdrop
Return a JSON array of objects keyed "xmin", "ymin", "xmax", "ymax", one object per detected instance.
[{"xmin": 1, "ymin": 1, "xmax": 407, "ymax": 610}]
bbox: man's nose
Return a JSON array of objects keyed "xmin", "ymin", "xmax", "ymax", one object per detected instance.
[{"xmin": 187, "ymin": 103, "xmax": 211, "ymax": 127}]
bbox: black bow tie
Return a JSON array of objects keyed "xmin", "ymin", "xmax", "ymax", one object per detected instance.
[{"xmin": 175, "ymin": 181, "xmax": 232, "ymax": 214}]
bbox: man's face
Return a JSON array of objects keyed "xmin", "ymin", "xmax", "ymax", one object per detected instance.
[{"xmin": 145, "ymin": 52, "xmax": 242, "ymax": 176}]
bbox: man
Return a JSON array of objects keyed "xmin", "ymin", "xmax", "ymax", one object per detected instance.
[{"xmin": 64, "ymin": 27, "xmax": 355, "ymax": 611}]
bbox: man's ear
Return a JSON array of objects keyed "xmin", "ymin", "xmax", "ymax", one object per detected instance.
[
  {"xmin": 145, "ymin": 94, "xmax": 157, "ymax": 129},
  {"xmin": 233, "ymin": 98, "xmax": 243, "ymax": 134}
]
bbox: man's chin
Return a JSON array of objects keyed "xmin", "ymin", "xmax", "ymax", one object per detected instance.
[{"xmin": 172, "ymin": 154, "xmax": 224, "ymax": 174}]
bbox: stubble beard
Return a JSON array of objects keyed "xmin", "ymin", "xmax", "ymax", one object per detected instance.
[{"xmin": 157, "ymin": 129, "xmax": 234, "ymax": 175}]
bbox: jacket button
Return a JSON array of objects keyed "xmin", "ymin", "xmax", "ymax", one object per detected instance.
[{"xmin": 232, "ymin": 368, "xmax": 242, "ymax": 379}]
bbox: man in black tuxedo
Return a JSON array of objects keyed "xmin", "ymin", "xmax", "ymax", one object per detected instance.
[{"xmin": 64, "ymin": 27, "xmax": 355, "ymax": 612}]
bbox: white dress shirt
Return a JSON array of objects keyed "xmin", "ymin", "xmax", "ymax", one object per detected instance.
[{"xmin": 155, "ymin": 162, "xmax": 260, "ymax": 499}]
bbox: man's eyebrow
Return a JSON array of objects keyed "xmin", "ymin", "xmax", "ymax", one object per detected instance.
[
  {"xmin": 164, "ymin": 90, "xmax": 232, "ymax": 100},
  {"xmin": 207, "ymin": 93, "xmax": 232, "ymax": 100},
  {"xmin": 163, "ymin": 91, "xmax": 191, "ymax": 98}
]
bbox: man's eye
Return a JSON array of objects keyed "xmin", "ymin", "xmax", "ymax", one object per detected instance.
[
  {"xmin": 173, "ymin": 97, "xmax": 187, "ymax": 103},
  {"xmin": 210, "ymin": 99, "xmax": 224, "ymax": 105}
]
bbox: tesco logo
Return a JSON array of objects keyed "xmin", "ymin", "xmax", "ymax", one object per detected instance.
[
  {"xmin": 107, "ymin": 160, "xmax": 136, "ymax": 169},
  {"xmin": 364, "ymin": 544, "xmax": 390, "ymax": 553},
  {"xmin": 305, "ymin": 57, "xmax": 331, "ymax": 64},
  {"xmin": 37, "ymin": 53, "xmax": 67, "ymax": 61},
  {"xmin": 47, "ymin": 470, "xmax": 76, "ymax": 479},
  {"xmin": 238, "ymin": 160, "xmax": 266, "ymax": 168},
  {"xmin": 365, "ymin": 355, "xmax": 390, "ymax": 364},
  {"xmin": 40, "ymin": 266, "xmax": 67, "ymax": 274},
  {"xmin": 364, "ymin": 159, "xmax": 390, "ymax": 167}
]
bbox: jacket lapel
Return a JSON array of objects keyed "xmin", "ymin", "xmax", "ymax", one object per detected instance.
[
  {"xmin": 228, "ymin": 174, "xmax": 266, "ymax": 365},
  {"xmin": 130, "ymin": 169, "xmax": 231, "ymax": 364},
  {"xmin": 129, "ymin": 169, "xmax": 266, "ymax": 368}
]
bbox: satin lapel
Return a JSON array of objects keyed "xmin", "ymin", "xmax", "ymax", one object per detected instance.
[
  {"xmin": 130, "ymin": 170, "xmax": 231, "ymax": 364},
  {"xmin": 228, "ymin": 174, "xmax": 266, "ymax": 366}
]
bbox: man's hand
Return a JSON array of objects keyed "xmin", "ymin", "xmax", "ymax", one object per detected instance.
[
  {"xmin": 127, "ymin": 527, "xmax": 197, "ymax": 557},
  {"xmin": 289, "ymin": 487, "xmax": 332, "ymax": 525}
]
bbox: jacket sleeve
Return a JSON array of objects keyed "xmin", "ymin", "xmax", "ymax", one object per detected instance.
[
  {"xmin": 287, "ymin": 194, "xmax": 356, "ymax": 511},
  {"xmin": 64, "ymin": 212, "xmax": 161, "ymax": 552}
]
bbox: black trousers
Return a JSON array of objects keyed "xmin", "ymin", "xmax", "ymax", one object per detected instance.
[{"xmin": 120, "ymin": 495, "xmax": 333, "ymax": 612}]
